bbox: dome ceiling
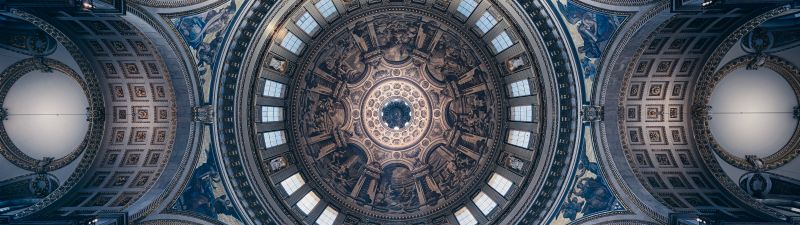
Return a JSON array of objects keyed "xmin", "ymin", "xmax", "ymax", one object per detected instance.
[
  {"xmin": 211, "ymin": 0, "xmax": 576, "ymax": 223},
  {"xmin": 286, "ymin": 8, "xmax": 508, "ymax": 222},
  {"xmin": 3, "ymin": 0, "xmax": 800, "ymax": 225},
  {"xmin": 0, "ymin": 7, "xmax": 195, "ymax": 223},
  {"xmin": 0, "ymin": 58, "xmax": 95, "ymax": 171}
]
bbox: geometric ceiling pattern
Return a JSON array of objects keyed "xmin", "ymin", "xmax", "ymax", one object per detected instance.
[{"xmin": 0, "ymin": 0, "xmax": 799, "ymax": 225}]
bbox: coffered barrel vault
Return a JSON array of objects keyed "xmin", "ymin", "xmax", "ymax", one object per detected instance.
[{"xmin": 0, "ymin": 0, "xmax": 799, "ymax": 225}]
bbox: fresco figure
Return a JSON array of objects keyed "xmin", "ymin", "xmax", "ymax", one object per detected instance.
[{"xmin": 174, "ymin": 1, "xmax": 238, "ymax": 76}]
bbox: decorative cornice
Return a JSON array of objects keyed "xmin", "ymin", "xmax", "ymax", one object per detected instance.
[
  {"xmin": 210, "ymin": 1, "xmax": 282, "ymax": 224},
  {"xmin": 212, "ymin": 0, "xmax": 578, "ymax": 224},
  {"xmin": 595, "ymin": 1, "xmax": 669, "ymax": 223},
  {"xmin": 692, "ymin": 55, "xmax": 800, "ymax": 171},
  {"xmin": 122, "ymin": 4, "xmax": 201, "ymax": 221},
  {"xmin": 6, "ymin": 8, "xmax": 106, "ymax": 219},
  {"xmin": 690, "ymin": 5, "xmax": 790, "ymax": 221},
  {"xmin": 283, "ymin": 7, "xmax": 508, "ymax": 222},
  {"xmin": 0, "ymin": 58, "xmax": 103, "ymax": 172},
  {"xmin": 509, "ymin": 0, "xmax": 582, "ymax": 224}
]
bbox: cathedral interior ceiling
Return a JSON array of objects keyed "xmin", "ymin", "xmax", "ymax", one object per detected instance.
[{"xmin": 0, "ymin": 0, "xmax": 799, "ymax": 225}]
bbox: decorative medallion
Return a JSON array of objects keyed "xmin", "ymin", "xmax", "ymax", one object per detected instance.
[{"xmin": 362, "ymin": 77, "xmax": 432, "ymax": 150}]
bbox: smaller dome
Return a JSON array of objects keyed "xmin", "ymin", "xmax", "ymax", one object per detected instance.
[
  {"xmin": 3, "ymin": 69, "xmax": 89, "ymax": 160},
  {"xmin": 709, "ymin": 66, "xmax": 797, "ymax": 158}
]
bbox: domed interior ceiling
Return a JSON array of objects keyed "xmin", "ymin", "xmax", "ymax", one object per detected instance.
[
  {"xmin": 212, "ymin": 0, "xmax": 572, "ymax": 222},
  {"xmin": 0, "ymin": 7, "xmax": 190, "ymax": 223},
  {"xmin": 3, "ymin": 0, "xmax": 800, "ymax": 225},
  {"xmin": 288, "ymin": 8, "xmax": 507, "ymax": 221},
  {"xmin": 0, "ymin": 14, "xmax": 105, "ymax": 216}
]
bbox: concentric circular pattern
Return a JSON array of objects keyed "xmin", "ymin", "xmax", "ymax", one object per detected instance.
[
  {"xmin": 288, "ymin": 7, "xmax": 505, "ymax": 222},
  {"xmin": 694, "ymin": 55, "xmax": 800, "ymax": 171},
  {"xmin": 0, "ymin": 58, "xmax": 102, "ymax": 172},
  {"xmin": 381, "ymin": 99, "xmax": 412, "ymax": 129},
  {"xmin": 363, "ymin": 76, "xmax": 431, "ymax": 149}
]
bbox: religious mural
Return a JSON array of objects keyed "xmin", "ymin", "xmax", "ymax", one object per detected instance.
[
  {"xmin": 546, "ymin": 1, "xmax": 627, "ymax": 223},
  {"xmin": 551, "ymin": 126, "xmax": 623, "ymax": 224},
  {"xmin": 316, "ymin": 144, "xmax": 368, "ymax": 195},
  {"xmin": 372, "ymin": 164, "xmax": 420, "ymax": 213},
  {"xmin": 552, "ymin": 0, "xmax": 625, "ymax": 102},
  {"xmin": 426, "ymin": 145, "xmax": 477, "ymax": 197},
  {"xmin": 168, "ymin": 2, "xmax": 248, "ymax": 222},
  {"xmin": 172, "ymin": 0, "xmax": 244, "ymax": 101},
  {"xmin": 173, "ymin": 130, "xmax": 244, "ymax": 225}
]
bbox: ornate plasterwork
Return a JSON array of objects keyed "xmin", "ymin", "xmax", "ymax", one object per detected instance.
[
  {"xmin": 5, "ymin": 9, "xmax": 106, "ymax": 219},
  {"xmin": 690, "ymin": 6, "xmax": 790, "ymax": 220},
  {"xmin": 361, "ymin": 78, "xmax": 433, "ymax": 150},
  {"xmin": 693, "ymin": 55, "xmax": 800, "ymax": 171},
  {"xmin": 287, "ymin": 7, "xmax": 504, "ymax": 221},
  {"xmin": 592, "ymin": 1, "xmax": 672, "ymax": 222},
  {"xmin": 0, "ymin": 11, "xmax": 183, "ymax": 220},
  {"xmin": 0, "ymin": 58, "xmax": 103, "ymax": 172},
  {"xmin": 499, "ymin": 1, "xmax": 582, "ymax": 224},
  {"xmin": 121, "ymin": 4, "xmax": 204, "ymax": 221},
  {"xmin": 613, "ymin": 5, "xmax": 790, "ymax": 221},
  {"xmin": 213, "ymin": 0, "xmax": 572, "ymax": 223}
]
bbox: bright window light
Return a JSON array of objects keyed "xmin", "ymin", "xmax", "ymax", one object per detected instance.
[
  {"xmin": 281, "ymin": 32, "xmax": 304, "ymax": 54},
  {"xmin": 455, "ymin": 206, "xmax": 478, "ymax": 225},
  {"xmin": 263, "ymin": 131, "xmax": 286, "ymax": 148},
  {"xmin": 508, "ymin": 130, "xmax": 531, "ymax": 148},
  {"xmin": 315, "ymin": 206, "xmax": 338, "ymax": 225},
  {"xmin": 263, "ymin": 80, "xmax": 285, "ymax": 98},
  {"xmin": 280, "ymin": 173, "xmax": 305, "ymax": 195},
  {"xmin": 315, "ymin": 0, "xmax": 337, "ymax": 17},
  {"xmin": 491, "ymin": 31, "xmax": 513, "ymax": 52},
  {"xmin": 457, "ymin": 0, "xmax": 478, "ymax": 17},
  {"xmin": 297, "ymin": 191, "xmax": 320, "ymax": 215},
  {"xmin": 488, "ymin": 173, "xmax": 513, "ymax": 196},
  {"xmin": 476, "ymin": 11, "xmax": 498, "ymax": 33},
  {"xmin": 296, "ymin": 12, "xmax": 319, "ymax": 34},
  {"xmin": 473, "ymin": 191, "xmax": 498, "ymax": 215},
  {"xmin": 261, "ymin": 106, "xmax": 284, "ymax": 122},
  {"xmin": 509, "ymin": 79, "xmax": 531, "ymax": 97},
  {"xmin": 510, "ymin": 105, "xmax": 533, "ymax": 122}
]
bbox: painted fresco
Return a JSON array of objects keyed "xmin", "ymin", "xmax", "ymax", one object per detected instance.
[
  {"xmin": 170, "ymin": 2, "xmax": 248, "ymax": 223},
  {"xmin": 551, "ymin": 126, "xmax": 623, "ymax": 224},
  {"xmin": 544, "ymin": 1, "xmax": 626, "ymax": 223},
  {"xmin": 287, "ymin": 11, "xmax": 505, "ymax": 222},
  {"xmin": 171, "ymin": 0, "xmax": 244, "ymax": 101},
  {"xmin": 553, "ymin": 0, "xmax": 625, "ymax": 102},
  {"xmin": 173, "ymin": 129, "xmax": 244, "ymax": 225}
]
